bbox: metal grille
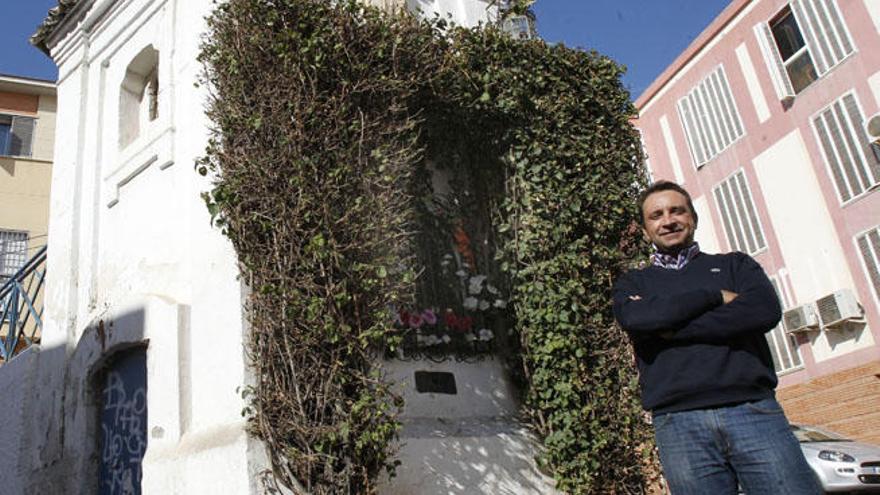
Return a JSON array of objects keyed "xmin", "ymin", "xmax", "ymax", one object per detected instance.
[
  {"xmin": 677, "ymin": 65, "xmax": 744, "ymax": 167},
  {"xmin": 0, "ymin": 230, "xmax": 28, "ymax": 278},
  {"xmin": 816, "ymin": 292, "xmax": 842, "ymax": 326},
  {"xmin": 814, "ymin": 93, "xmax": 880, "ymax": 203},
  {"xmin": 857, "ymin": 227, "xmax": 880, "ymax": 307},
  {"xmin": 713, "ymin": 170, "xmax": 766, "ymax": 255}
]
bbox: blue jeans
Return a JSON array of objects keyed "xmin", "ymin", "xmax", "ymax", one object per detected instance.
[{"xmin": 653, "ymin": 398, "xmax": 821, "ymax": 494}]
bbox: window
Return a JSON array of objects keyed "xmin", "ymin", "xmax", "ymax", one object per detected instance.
[
  {"xmin": 813, "ymin": 93, "xmax": 880, "ymax": 203},
  {"xmin": 766, "ymin": 277, "xmax": 803, "ymax": 374},
  {"xmin": 713, "ymin": 170, "xmax": 766, "ymax": 255},
  {"xmin": 677, "ymin": 65, "xmax": 744, "ymax": 167},
  {"xmin": 769, "ymin": 7, "xmax": 818, "ymax": 94},
  {"xmin": 0, "ymin": 230, "xmax": 28, "ymax": 279},
  {"xmin": 856, "ymin": 226, "xmax": 880, "ymax": 308},
  {"xmin": 756, "ymin": 0, "xmax": 854, "ymax": 98},
  {"xmin": 0, "ymin": 114, "xmax": 36, "ymax": 157}
]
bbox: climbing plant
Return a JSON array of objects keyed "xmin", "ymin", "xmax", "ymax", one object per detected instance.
[{"xmin": 199, "ymin": 0, "xmax": 658, "ymax": 493}]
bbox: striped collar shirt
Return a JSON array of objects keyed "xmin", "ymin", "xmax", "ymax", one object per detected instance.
[{"xmin": 651, "ymin": 243, "xmax": 701, "ymax": 270}]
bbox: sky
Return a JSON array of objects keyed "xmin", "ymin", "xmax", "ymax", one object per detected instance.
[{"xmin": 2, "ymin": 0, "xmax": 732, "ymax": 101}]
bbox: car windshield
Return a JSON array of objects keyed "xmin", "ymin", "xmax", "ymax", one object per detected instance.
[{"xmin": 791, "ymin": 424, "xmax": 852, "ymax": 443}]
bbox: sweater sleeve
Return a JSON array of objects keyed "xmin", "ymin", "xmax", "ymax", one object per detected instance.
[
  {"xmin": 667, "ymin": 253, "xmax": 782, "ymax": 344},
  {"xmin": 613, "ymin": 270, "xmax": 723, "ymax": 340}
]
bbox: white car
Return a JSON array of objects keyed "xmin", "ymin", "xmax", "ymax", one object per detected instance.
[{"xmin": 794, "ymin": 424, "xmax": 880, "ymax": 493}]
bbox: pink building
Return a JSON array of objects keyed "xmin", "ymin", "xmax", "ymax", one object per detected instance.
[{"xmin": 635, "ymin": 0, "xmax": 880, "ymax": 443}]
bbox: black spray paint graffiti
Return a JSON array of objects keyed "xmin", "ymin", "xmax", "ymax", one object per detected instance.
[{"xmin": 99, "ymin": 350, "xmax": 147, "ymax": 495}]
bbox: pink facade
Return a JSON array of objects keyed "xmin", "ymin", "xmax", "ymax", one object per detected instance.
[{"xmin": 635, "ymin": 0, "xmax": 880, "ymax": 418}]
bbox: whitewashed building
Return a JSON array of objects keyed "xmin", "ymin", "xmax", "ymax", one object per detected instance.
[{"xmin": 0, "ymin": 0, "xmax": 554, "ymax": 493}]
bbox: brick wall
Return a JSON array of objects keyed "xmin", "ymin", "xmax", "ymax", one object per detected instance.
[{"xmin": 778, "ymin": 361, "xmax": 880, "ymax": 445}]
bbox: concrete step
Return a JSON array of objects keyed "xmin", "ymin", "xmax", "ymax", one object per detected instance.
[
  {"xmin": 377, "ymin": 358, "xmax": 560, "ymax": 494},
  {"xmin": 381, "ymin": 416, "xmax": 560, "ymax": 495}
]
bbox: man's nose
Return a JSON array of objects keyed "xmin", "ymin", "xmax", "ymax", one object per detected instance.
[{"xmin": 660, "ymin": 214, "xmax": 678, "ymax": 227}]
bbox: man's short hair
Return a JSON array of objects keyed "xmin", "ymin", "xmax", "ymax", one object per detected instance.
[{"xmin": 637, "ymin": 180, "xmax": 699, "ymax": 226}]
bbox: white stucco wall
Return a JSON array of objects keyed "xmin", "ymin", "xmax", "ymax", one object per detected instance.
[
  {"xmin": 2, "ymin": 0, "xmax": 257, "ymax": 492},
  {"xmin": 692, "ymin": 194, "xmax": 721, "ymax": 254},
  {"xmin": 752, "ymin": 129, "xmax": 874, "ymax": 362}
]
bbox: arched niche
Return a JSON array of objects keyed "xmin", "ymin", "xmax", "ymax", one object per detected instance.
[{"xmin": 119, "ymin": 45, "xmax": 159, "ymax": 149}]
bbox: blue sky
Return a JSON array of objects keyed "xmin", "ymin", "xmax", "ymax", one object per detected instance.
[
  {"xmin": 2, "ymin": 0, "xmax": 731, "ymax": 100},
  {"xmin": 0, "ymin": 0, "xmax": 59, "ymax": 81}
]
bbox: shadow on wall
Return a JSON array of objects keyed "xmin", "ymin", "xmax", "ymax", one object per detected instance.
[{"xmin": 0, "ymin": 308, "xmax": 148, "ymax": 494}]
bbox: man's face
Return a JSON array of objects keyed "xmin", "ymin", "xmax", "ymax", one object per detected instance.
[{"xmin": 641, "ymin": 190, "xmax": 696, "ymax": 254}]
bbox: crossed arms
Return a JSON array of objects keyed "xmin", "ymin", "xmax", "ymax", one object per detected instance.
[{"xmin": 612, "ymin": 255, "xmax": 782, "ymax": 344}]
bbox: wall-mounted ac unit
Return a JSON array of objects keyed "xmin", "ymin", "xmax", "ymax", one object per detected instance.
[
  {"xmin": 783, "ymin": 303, "xmax": 819, "ymax": 334},
  {"xmin": 866, "ymin": 114, "xmax": 880, "ymax": 143},
  {"xmin": 816, "ymin": 289, "xmax": 864, "ymax": 329},
  {"xmin": 866, "ymin": 114, "xmax": 880, "ymax": 162}
]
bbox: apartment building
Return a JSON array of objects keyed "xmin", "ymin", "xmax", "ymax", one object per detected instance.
[
  {"xmin": 0, "ymin": 74, "xmax": 55, "ymax": 280},
  {"xmin": 635, "ymin": 0, "xmax": 880, "ymax": 443}
]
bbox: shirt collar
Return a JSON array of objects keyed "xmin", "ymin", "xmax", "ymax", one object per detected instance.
[{"xmin": 651, "ymin": 242, "xmax": 700, "ymax": 270}]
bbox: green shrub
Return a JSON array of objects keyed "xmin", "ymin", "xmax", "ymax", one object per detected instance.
[{"xmin": 200, "ymin": 1, "xmax": 657, "ymax": 493}]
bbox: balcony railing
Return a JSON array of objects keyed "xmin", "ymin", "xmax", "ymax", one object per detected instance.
[{"xmin": 1, "ymin": 246, "xmax": 46, "ymax": 363}]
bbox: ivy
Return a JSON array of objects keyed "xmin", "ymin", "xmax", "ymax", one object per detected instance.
[{"xmin": 200, "ymin": 0, "xmax": 658, "ymax": 493}]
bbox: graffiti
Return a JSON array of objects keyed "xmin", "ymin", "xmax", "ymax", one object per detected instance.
[{"xmin": 99, "ymin": 350, "xmax": 147, "ymax": 495}]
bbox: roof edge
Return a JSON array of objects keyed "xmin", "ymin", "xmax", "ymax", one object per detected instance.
[
  {"xmin": 0, "ymin": 74, "xmax": 57, "ymax": 96},
  {"xmin": 635, "ymin": 0, "xmax": 752, "ymax": 111},
  {"xmin": 30, "ymin": 0, "xmax": 92, "ymax": 57}
]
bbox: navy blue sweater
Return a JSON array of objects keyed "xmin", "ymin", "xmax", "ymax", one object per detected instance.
[{"xmin": 612, "ymin": 252, "xmax": 781, "ymax": 414}]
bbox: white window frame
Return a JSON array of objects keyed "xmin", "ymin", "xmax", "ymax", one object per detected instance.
[
  {"xmin": 0, "ymin": 113, "xmax": 36, "ymax": 158},
  {"xmin": 677, "ymin": 65, "xmax": 745, "ymax": 169},
  {"xmin": 854, "ymin": 225, "xmax": 880, "ymax": 314},
  {"xmin": 712, "ymin": 169, "xmax": 768, "ymax": 256},
  {"xmin": 767, "ymin": 275, "xmax": 804, "ymax": 375},
  {"xmin": 810, "ymin": 90, "xmax": 880, "ymax": 205},
  {"xmin": 754, "ymin": 0, "xmax": 855, "ymax": 101}
]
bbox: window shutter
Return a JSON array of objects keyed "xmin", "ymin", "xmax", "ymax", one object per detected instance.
[
  {"xmin": 9, "ymin": 116, "xmax": 35, "ymax": 157},
  {"xmin": 844, "ymin": 94, "xmax": 880, "ymax": 185},
  {"xmin": 713, "ymin": 170, "xmax": 767, "ymax": 255},
  {"xmin": 857, "ymin": 229, "xmax": 880, "ymax": 304},
  {"xmin": 754, "ymin": 23, "xmax": 795, "ymax": 100},
  {"xmin": 678, "ymin": 98, "xmax": 706, "ymax": 165},
  {"xmin": 791, "ymin": 0, "xmax": 830, "ymax": 74}
]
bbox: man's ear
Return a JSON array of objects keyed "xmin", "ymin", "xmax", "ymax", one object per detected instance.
[{"xmin": 641, "ymin": 227, "xmax": 650, "ymax": 243}]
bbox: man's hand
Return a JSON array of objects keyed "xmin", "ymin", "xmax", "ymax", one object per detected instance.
[{"xmin": 721, "ymin": 290, "xmax": 739, "ymax": 304}]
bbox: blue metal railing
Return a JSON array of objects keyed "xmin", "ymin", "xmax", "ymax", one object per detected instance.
[{"xmin": 0, "ymin": 246, "xmax": 47, "ymax": 362}]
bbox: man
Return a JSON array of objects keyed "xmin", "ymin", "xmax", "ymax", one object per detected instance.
[{"xmin": 612, "ymin": 181, "xmax": 819, "ymax": 494}]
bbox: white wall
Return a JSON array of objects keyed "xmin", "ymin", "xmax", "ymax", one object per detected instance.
[
  {"xmin": 6, "ymin": 0, "xmax": 257, "ymax": 492},
  {"xmin": 693, "ymin": 194, "xmax": 721, "ymax": 254}
]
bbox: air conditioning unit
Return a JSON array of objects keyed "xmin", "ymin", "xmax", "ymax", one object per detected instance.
[
  {"xmin": 866, "ymin": 114, "xmax": 880, "ymax": 162},
  {"xmin": 866, "ymin": 114, "xmax": 880, "ymax": 143},
  {"xmin": 502, "ymin": 15, "xmax": 533, "ymax": 40},
  {"xmin": 783, "ymin": 303, "xmax": 819, "ymax": 334},
  {"xmin": 816, "ymin": 289, "xmax": 864, "ymax": 329}
]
